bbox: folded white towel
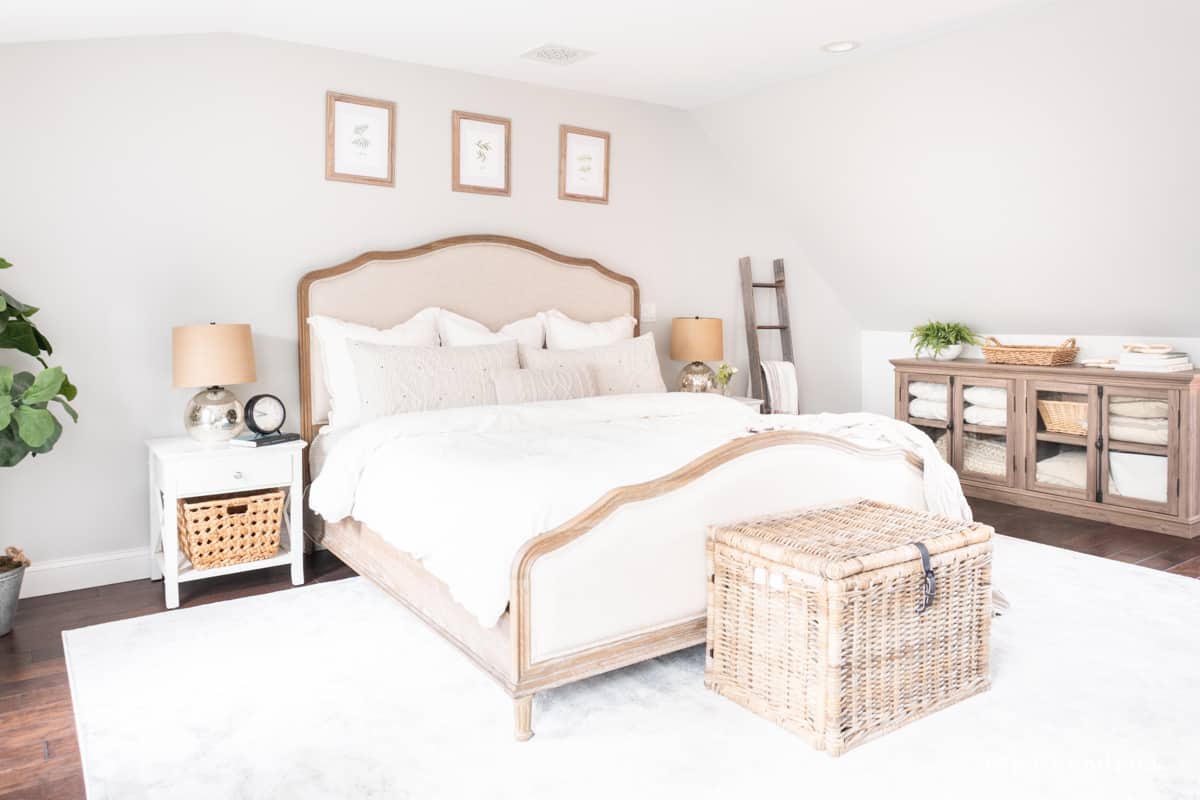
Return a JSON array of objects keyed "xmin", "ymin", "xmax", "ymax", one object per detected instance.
[
  {"xmin": 908, "ymin": 397, "xmax": 948, "ymax": 421},
  {"xmin": 963, "ymin": 405, "xmax": 1007, "ymax": 427},
  {"xmin": 962, "ymin": 386, "xmax": 1008, "ymax": 409},
  {"xmin": 908, "ymin": 381, "xmax": 948, "ymax": 402},
  {"xmin": 1109, "ymin": 416, "xmax": 1169, "ymax": 446}
]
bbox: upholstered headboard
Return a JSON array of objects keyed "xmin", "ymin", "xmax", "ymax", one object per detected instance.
[{"xmin": 297, "ymin": 234, "xmax": 640, "ymax": 443}]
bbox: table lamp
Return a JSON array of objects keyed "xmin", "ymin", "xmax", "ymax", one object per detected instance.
[
  {"xmin": 172, "ymin": 323, "xmax": 257, "ymax": 442},
  {"xmin": 670, "ymin": 317, "xmax": 723, "ymax": 392}
]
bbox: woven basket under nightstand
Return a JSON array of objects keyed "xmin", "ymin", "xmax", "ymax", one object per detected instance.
[
  {"xmin": 704, "ymin": 499, "xmax": 993, "ymax": 756},
  {"xmin": 177, "ymin": 489, "xmax": 285, "ymax": 570}
]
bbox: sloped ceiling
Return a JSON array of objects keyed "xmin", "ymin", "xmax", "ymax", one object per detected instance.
[
  {"xmin": 2, "ymin": 0, "xmax": 1044, "ymax": 108},
  {"xmin": 695, "ymin": 0, "xmax": 1200, "ymax": 336}
]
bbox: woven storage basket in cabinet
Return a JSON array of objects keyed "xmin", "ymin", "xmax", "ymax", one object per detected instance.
[
  {"xmin": 705, "ymin": 499, "xmax": 993, "ymax": 756},
  {"xmin": 176, "ymin": 489, "xmax": 285, "ymax": 570},
  {"xmin": 1038, "ymin": 399, "xmax": 1089, "ymax": 436}
]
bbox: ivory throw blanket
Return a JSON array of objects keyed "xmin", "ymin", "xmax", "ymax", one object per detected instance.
[{"xmin": 309, "ymin": 393, "xmax": 970, "ymax": 627}]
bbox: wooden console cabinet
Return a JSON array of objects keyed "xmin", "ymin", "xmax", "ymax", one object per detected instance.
[{"xmin": 892, "ymin": 358, "xmax": 1200, "ymax": 538}]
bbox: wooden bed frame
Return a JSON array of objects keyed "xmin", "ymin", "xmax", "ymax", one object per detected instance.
[{"xmin": 298, "ymin": 234, "xmax": 926, "ymax": 740}]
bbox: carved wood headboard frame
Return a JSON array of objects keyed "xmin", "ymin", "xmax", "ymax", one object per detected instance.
[{"xmin": 297, "ymin": 234, "xmax": 640, "ymax": 445}]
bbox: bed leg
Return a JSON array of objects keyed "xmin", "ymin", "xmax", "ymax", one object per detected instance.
[{"xmin": 513, "ymin": 695, "xmax": 534, "ymax": 742}]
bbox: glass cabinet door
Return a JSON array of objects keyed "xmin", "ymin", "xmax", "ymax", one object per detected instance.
[
  {"xmin": 1099, "ymin": 388, "xmax": 1179, "ymax": 515},
  {"xmin": 1026, "ymin": 381, "xmax": 1097, "ymax": 500},
  {"xmin": 952, "ymin": 377, "xmax": 1014, "ymax": 486},
  {"xmin": 897, "ymin": 373, "xmax": 952, "ymax": 464}
]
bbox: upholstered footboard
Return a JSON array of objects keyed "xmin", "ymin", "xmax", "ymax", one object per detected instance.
[{"xmin": 316, "ymin": 430, "xmax": 926, "ymax": 741}]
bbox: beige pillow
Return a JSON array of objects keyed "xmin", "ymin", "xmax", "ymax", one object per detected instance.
[
  {"xmin": 492, "ymin": 367, "xmax": 596, "ymax": 405},
  {"xmin": 346, "ymin": 340, "xmax": 518, "ymax": 422},
  {"xmin": 520, "ymin": 333, "xmax": 666, "ymax": 395},
  {"xmin": 1109, "ymin": 398, "xmax": 1169, "ymax": 419}
]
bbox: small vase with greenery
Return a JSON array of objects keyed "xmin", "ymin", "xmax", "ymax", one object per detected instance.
[
  {"xmin": 0, "ymin": 257, "xmax": 79, "ymax": 635},
  {"xmin": 714, "ymin": 363, "xmax": 738, "ymax": 395},
  {"xmin": 910, "ymin": 321, "xmax": 979, "ymax": 361}
]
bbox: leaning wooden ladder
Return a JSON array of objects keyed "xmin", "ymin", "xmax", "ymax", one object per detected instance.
[{"xmin": 739, "ymin": 257, "xmax": 794, "ymax": 404}]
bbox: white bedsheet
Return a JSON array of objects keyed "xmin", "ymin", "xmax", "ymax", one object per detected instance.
[{"xmin": 309, "ymin": 393, "xmax": 969, "ymax": 627}]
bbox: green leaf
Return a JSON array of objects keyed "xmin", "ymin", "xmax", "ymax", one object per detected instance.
[
  {"xmin": 10, "ymin": 371, "xmax": 34, "ymax": 396},
  {"xmin": 0, "ymin": 426, "xmax": 30, "ymax": 467},
  {"xmin": 13, "ymin": 406, "xmax": 56, "ymax": 448},
  {"xmin": 0, "ymin": 321, "xmax": 41, "ymax": 357},
  {"xmin": 51, "ymin": 396, "xmax": 78, "ymax": 422},
  {"xmin": 0, "ymin": 289, "xmax": 34, "ymax": 316},
  {"xmin": 0, "ymin": 394, "xmax": 12, "ymax": 430},
  {"xmin": 21, "ymin": 367, "xmax": 65, "ymax": 404},
  {"xmin": 0, "ymin": 294, "xmax": 6, "ymax": 313},
  {"xmin": 59, "ymin": 374, "xmax": 77, "ymax": 402},
  {"xmin": 0, "ymin": 366, "xmax": 11, "ymax": 395},
  {"xmin": 0, "ymin": 258, "xmax": 10, "ymax": 269},
  {"xmin": 27, "ymin": 413, "xmax": 62, "ymax": 454}
]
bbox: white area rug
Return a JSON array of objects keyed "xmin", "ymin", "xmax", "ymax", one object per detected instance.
[{"xmin": 64, "ymin": 536, "xmax": 1200, "ymax": 800}]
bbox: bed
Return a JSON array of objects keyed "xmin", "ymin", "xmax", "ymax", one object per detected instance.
[{"xmin": 298, "ymin": 234, "xmax": 954, "ymax": 740}]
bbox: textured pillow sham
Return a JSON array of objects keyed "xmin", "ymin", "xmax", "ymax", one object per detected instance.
[
  {"xmin": 492, "ymin": 367, "xmax": 596, "ymax": 405},
  {"xmin": 308, "ymin": 308, "xmax": 440, "ymax": 428},
  {"xmin": 437, "ymin": 310, "xmax": 545, "ymax": 350},
  {"xmin": 346, "ymin": 340, "xmax": 518, "ymax": 422},
  {"xmin": 541, "ymin": 309, "xmax": 636, "ymax": 350},
  {"xmin": 520, "ymin": 333, "xmax": 667, "ymax": 395}
]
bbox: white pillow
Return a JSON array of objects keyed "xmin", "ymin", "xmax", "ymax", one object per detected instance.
[
  {"xmin": 520, "ymin": 333, "xmax": 666, "ymax": 395},
  {"xmin": 492, "ymin": 367, "xmax": 596, "ymax": 405},
  {"xmin": 308, "ymin": 309, "xmax": 440, "ymax": 428},
  {"xmin": 437, "ymin": 310, "xmax": 545, "ymax": 350},
  {"xmin": 908, "ymin": 381, "xmax": 948, "ymax": 402},
  {"xmin": 346, "ymin": 340, "xmax": 518, "ymax": 422},
  {"xmin": 963, "ymin": 386, "xmax": 1008, "ymax": 409},
  {"xmin": 541, "ymin": 309, "xmax": 636, "ymax": 350}
]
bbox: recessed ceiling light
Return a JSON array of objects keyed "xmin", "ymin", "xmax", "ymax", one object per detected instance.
[
  {"xmin": 521, "ymin": 44, "xmax": 596, "ymax": 67},
  {"xmin": 822, "ymin": 41, "xmax": 860, "ymax": 54}
]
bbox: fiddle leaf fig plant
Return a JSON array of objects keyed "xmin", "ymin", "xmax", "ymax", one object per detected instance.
[{"xmin": 0, "ymin": 258, "xmax": 78, "ymax": 468}]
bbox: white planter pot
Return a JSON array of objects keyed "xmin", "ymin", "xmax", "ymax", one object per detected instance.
[{"xmin": 917, "ymin": 344, "xmax": 963, "ymax": 361}]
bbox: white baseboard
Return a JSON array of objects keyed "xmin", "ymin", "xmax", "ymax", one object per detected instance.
[{"xmin": 19, "ymin": 547, "xmax": 152, "ymax": 598}]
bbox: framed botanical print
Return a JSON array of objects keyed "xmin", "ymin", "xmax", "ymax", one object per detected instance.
[
  {"xmin": 452, "ymin": 110, "xmax": 511, "ymax": 196},
  {"xmin": 559, "ymin": 125, "xmax": 610, "ymax": 204},
  {"xmin": 325, "ymin": 91, "xmax": 395, "ymax": 187}
]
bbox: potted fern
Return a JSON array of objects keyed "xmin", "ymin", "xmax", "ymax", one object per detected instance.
[
  {"xmin": 0, "ymin": 257, "xmax": 78, "ymax": 635},
  {"xmin": 910, "ymin": 321, "xmax": 980, "ymax": 361}
]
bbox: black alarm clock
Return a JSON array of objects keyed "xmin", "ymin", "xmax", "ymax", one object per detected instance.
[{"xmin": 244, "ymin": 394, "xmax": 286, "ymax": 436}]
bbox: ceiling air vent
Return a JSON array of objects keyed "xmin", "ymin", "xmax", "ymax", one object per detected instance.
[{"xmin": 521, "ymin": 44, "xmax": 595, "ymax": 67}]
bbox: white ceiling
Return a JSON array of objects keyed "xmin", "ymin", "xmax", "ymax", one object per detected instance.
[{"xmin": 1, "ymin": 0, "xmax": 1045, "ymax": 108}]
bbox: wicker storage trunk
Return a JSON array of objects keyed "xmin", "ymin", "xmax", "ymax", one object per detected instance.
[
  {"xmin": 177, "ymin": 489, "xmax": 285, "ymax": 570},
  {"xmin": 705, "ymin": 499, "xmax": 993, "ymax": 756}
]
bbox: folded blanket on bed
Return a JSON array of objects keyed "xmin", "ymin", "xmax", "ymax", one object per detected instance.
[{"xmin": 310, "ymin": 393, "xmax": 971, "ymax": 627}]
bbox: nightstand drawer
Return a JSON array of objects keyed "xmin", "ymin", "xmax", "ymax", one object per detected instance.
[{"xmin": 173, "ymin": 451, "xmax": 294, "ymax": 496}]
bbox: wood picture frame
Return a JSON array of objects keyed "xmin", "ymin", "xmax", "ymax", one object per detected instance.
[
  {"xmin": 325, "ymin": 91, "xmax": 395, "ymax": 187},
  {"xmin": 559, "ymin": 125, "xmax": 610, "ymax": 204},
  {"xmin": 452, "ymin": 110, "xmax": 511, "ymax": 196}
]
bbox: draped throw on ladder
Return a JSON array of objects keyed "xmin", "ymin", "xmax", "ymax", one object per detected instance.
[{"xmin": 760, "ymin": 360, "xmax": 799, "ymax": 415}]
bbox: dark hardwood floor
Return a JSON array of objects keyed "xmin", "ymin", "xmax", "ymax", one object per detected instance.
[{"xmin": 2, "ymin": 505, "xmax": 1198, "ymax": 798}]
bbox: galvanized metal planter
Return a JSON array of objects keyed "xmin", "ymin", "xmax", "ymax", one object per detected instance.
[{"xmin": 0, "ymin": 565, "xmax": 25, "ymax": 637}]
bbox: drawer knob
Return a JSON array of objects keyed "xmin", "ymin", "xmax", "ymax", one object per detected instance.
[{"xmin": 232, "ymin": 471, "xmax": 244, "ymax": 480}]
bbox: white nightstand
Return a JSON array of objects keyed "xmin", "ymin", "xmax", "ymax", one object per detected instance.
[
  {"xmin": 728, "ymin": 395, "xmax": 764, "ymax": 412},
  {"xmin": 146, "ymin": 437, "xmax": 307, "ymax": 609}
]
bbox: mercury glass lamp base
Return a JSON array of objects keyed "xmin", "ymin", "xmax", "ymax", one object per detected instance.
[
  {"xmin": 184, "ymin": 386, "xmax": 245, "ymax": 442},
  {"xmin": 678, "ymin": 361, "xmax": 716, "ymax": 393}
]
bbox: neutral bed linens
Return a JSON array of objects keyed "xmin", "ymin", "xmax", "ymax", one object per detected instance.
[
  {"xmin": 437, "ymin": 309, "xmax": 545, "ymax": 349},
  {"xmin": 541, "ymin": 309, "xmax": 635, "ymax": 350},
  {"xmin": 309, "ymin": 393, "xmax": 969, "ymax": 628},
  {"xmin": 492, "ymin": 367, "xmax": 596, "ymax": 404}
]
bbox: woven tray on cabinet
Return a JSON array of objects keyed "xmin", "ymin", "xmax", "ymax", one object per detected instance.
[
  {"xmin": 980, "ymin": 336, "xmax": 1078, "ymax": 366},
  {"xmin": 704, "ymin": 499, "xmax": 993, "ymax": 756},
  {"xmin": 177, "ymin": 489, "xmax": 285, "ymax": 570}
]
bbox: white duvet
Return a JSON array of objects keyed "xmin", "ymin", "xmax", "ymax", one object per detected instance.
[{"xmin": 309, "ymin": 393, "xmax": 969, "ymax": 627}]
